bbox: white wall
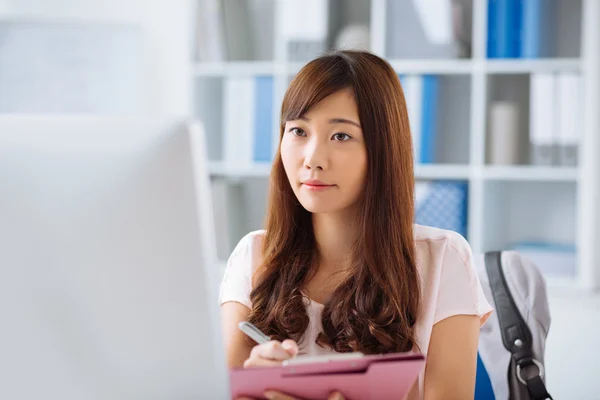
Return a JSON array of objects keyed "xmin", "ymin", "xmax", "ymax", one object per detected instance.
[{"xmin": 0, "ymin": 0, "xmax": 194, "ymax": 116}]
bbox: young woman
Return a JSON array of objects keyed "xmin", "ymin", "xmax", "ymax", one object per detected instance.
[{"xmin": 219, "ymin": 50, "xmax": 493, "ymax": 400}]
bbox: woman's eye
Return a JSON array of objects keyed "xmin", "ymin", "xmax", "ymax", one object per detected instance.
[
  {"xmin": 332, "ymin": 133, "xmax": 351, "ymax": 141},
  {"xmin": 290, "ymin": 127, "xmax": 307, "ymax": 137}
]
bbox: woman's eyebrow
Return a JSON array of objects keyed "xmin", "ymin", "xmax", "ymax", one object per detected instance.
[{"xmin": 298, "ymin": 116, "xmax": 361, "ymax": 128}]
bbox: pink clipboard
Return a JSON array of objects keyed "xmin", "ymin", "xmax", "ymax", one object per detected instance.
[{"xmin": 229, "ymin": 352, "xmax": 425, "ymax": 400}]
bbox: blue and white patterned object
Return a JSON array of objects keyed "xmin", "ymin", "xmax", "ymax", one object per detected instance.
[{"xmin": 415, "ymin": 181, "xmax": 469, "ymax": 239}]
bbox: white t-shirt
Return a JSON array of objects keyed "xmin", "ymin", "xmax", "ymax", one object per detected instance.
[{"xmin": 219, "ymin": 224, "xmax": 493, "ymax": 399}]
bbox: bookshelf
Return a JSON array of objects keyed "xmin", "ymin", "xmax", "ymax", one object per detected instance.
[
  {"xmin": 193, "ymin": 0, "xmax": 600, "ymax": 292},
  {"xmin": 208, "ymin": 163, "xmax": 578, "ymax": 183},
  {"xmin": 192, "ymin": 58, "xmax": 583, "ymax": 77},
  {"xmin": 484, "ymin": 58, "xmax": 581, "ymax": 73}
]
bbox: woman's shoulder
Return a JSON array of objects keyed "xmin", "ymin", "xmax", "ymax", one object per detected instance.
[
  {"xmin": 411, "ymin": 224, "xmax": 494, "ymax": 344},
  {"xmin": 231, "ymin": 229, "xmax": 266, "ymax": 254},
  {"xmin": 413, "ymin": 224, "xmax": 474, "ymax": 278},
  {"xmin": 219, "ymin": 230, "xmax": 266, "ymax": 308},
  {"xmin": 228, "ymin": 229, "xmax": 266, "ymax": 269},
  {"xmin": 413, "ymin": 223, "xmax": 472, "ymax": 258}
]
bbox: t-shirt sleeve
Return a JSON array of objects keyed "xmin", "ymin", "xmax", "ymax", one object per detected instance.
[
  {"xmin": 218, "ymin": 233, "xmax": 255, "ymax": 309},
  {"xmin": 433, "ymin": 233, "xmax": 494, "ymax": 326}
]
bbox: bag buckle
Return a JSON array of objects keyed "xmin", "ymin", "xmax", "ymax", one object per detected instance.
[{"xmin": 516, "ymin": 358, "xmax": 545, "ymax": 385}]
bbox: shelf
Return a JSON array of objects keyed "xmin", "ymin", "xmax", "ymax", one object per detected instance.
[
  {"xmin": 195, "ymin": 58, "xmax": 582, "ymax": 77},
  {"xmin": 209, "ymin": 161, "xmax": 272, "ymax": 178},
  {"xmin": 482, "ymin": 166, "xmax": 579, "ymax": 182},
  {"xmin": 288, "ymin": 58, "xmax": 582, "ymax": 77},
  {"xmin": 209, "ymin": 163, "xmax": 579, "ymax": 182},
  {"xmin": 484, "ymin": 58, "xmax": 581, "ymax": 74},
  {"xmin": 415, "ymin": 164, "xmax": 471, "ymax": 180},
  {"xmin": 288, "ymin": 59, "xmax": 474, "ymax": 75},
  {"xmin": 386, "ymin": 59, "xmax": 473, "ymax": 75},
  {"xmin": 193, "ymin": 61, "xmax": 283, "ymax": 77},
  {"xmin": 210, "ymin": 162, "xmax": 472, "ymax": 180}
]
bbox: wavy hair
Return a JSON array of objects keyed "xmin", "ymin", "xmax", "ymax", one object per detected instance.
[{"xmin": 247, "ymin": 50, "xmax": 420, "ymax": 354}]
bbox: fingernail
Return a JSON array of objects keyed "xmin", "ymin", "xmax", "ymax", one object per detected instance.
[
  {"xmin": 329, "ymin": 392, "xmax": 343, "ymax": 400},
  {"xmin": 281, "ymin": 342, "xmax": 295, "ymax": 351},
  {"xmin": 282, "ymin": 343, "xmax": 298, "ymax": 357},
  {"xmin": 264, "ymin": 391, "xmax": 277, "ymax": 400}
]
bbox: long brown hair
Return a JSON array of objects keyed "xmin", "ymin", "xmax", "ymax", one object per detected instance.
[{"xmin": 248, "ymin": 50, "xmax": 419, "ymax": 354}]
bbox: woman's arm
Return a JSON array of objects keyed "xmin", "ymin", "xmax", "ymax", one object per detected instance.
[
  {"xmin": 221, "ymin": 302, "xmax": 254, "ymax": 368},
  {"xmin": 423, "ymin": 314, "xmax": 481, "ymax": 400}
]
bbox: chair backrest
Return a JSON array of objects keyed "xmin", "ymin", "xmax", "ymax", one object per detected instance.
[
  {"xmin": 475, "ymin": 352, "xmax": 496, "ymax": 399},
  {"xmin": 474, "ymin": 251, "xmax": 552, "ymax": 400}
]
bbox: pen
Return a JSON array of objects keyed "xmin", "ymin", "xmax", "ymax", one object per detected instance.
[{"xmin": 238, "ymin": 321, "xmax": 271, "ymax": 344}]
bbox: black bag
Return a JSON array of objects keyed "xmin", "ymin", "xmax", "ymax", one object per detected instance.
[{"xmin": 476, "ymin": 251, "xmax": 553, "ymax": 400}]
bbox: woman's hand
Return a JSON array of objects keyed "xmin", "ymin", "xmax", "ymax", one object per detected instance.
[
  {"xmin": 242, "ymin": 339, "xmax": 299, "ymax": 368},
  {"xmin": 238, "ymin": 340, "xmax": 344, "ymax": 400},
  {"xmin": 237, "ymin": 390, "xmax": 344, "ymax": 400}
]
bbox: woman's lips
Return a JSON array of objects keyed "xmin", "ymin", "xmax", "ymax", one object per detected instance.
[{"xmin": 302, "ymin": 180, "xmax": 335, "ymax": 191}]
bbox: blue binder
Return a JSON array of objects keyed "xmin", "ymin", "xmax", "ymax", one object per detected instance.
[
  {"xmin": 253, "ymin": 76, "xmax": 274, "ymax": 162},
  {"xmin": 487, "ymin": 0, "xmax": 521, "ymax": 58},
  {"xmin": 420, "ymin": 75, "xmax": 438, "ymax": 164},
  {"xmin": 521, "ymin": 0, "xmax": 556, "ymax": 58},
  {"xmin": 415, "ymin": 181, "xmax": 468, "ymax": 238}
]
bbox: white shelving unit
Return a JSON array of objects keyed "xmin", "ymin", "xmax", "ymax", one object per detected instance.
[
  {"xmin": 484, "ymin": 58, "xmax": 581, "ymax": 74},
  {"xmin": 481, "ymin": 165, "xmax": 579, "ymax": 182},
  {"xmin": 208, "ymin": 162, "xmax": 579, "ymax": 182},
  {"xmin": 193, "ymin": 58, "xmax": 582, "ymax": 77},
  {"xmin": 193, "ymin": 0, "xmax": 600, "ymax": 292}
]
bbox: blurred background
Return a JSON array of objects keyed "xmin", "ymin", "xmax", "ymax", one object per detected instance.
[{"xmin": 0, "ymin": 0, "xmax": 598, "ymax": 398}]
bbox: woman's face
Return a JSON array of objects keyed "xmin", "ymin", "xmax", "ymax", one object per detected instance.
[{"xmin": 281, "ymin": 88, "xmax": 367, "ymax": 215}]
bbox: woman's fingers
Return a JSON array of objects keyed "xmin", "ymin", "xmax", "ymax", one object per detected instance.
[
  {"xmin": 251, "ymin": 340, "xmax": 296, "ymax": 361},
  {"xmin": 281, "ymin": 339, "xmax": 299, "ymax": 357},
  {"xmin": 243, "ymin": 339, "xmax": 301, "ymax": 369},
  {"xmin": 263, "ymin": 391, "xmax": 299, "ymax": 400},
  {"xmin": 243, "ymin": 356, "xmax": 284, "ymax": 368},
  {"xmin": 262, "ymin": 390, "xmax": 344, "ymax": 400},
  {"xmin": 328, "ymin": 392, "xmax": 345, "ymax": 400}
]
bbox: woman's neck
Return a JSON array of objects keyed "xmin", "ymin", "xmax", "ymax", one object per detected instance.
[{"xmin": 312, "ymin": 210, "xmax": 359, "ymax": 272}]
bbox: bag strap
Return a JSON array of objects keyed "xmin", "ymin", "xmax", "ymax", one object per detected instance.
[{"xmin": 485, "ymin": 251, "xmax": 553, "ymax": 400}]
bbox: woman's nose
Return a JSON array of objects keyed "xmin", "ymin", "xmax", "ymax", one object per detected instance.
[{"xmin": 303, "ymin": 138, "xmax": 327, "ymax": 171}]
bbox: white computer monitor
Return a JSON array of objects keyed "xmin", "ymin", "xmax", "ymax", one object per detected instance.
[{"xmin": 0, "ymin": 116, "xmax": 229, "ymax": 399}]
